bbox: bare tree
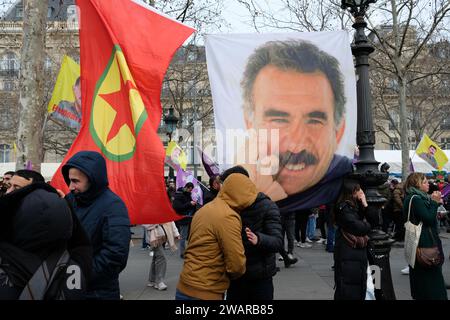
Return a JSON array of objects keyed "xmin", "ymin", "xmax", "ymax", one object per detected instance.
[
  {"xmin": 367, "ymin": 0, "xmax": 450, "ymax": 178},
  {"xmin": 162, "ymin": 44, "xmax": 213, "ymax": 146},
  {"xmin": 1, "ymin": 0, "xmax": 225, "ymax": 170},
  {"xmin": 372, "ymin": 55, "xmax": 450, "ymax": 149},
  {"xmin": 236, "ymin": 0, "xmax": 350, "ymax": 32},
  {"xmin": 16, "ymin": 0, "xmax": 48, "ymax": 171},
  {"xmin": 237, "ymin": 0, "xmax": 450, "ymax": 178},
  {"xmin": 147, "ymin": 0, "xmax": 225, "ymax": 152}
]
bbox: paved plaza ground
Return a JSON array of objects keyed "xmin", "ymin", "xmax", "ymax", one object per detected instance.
[{"xmin": 119, "ymin": 227, "xmax": 450, "ymax": 300}]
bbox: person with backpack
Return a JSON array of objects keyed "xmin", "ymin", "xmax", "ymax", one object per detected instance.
[{"xmin": 0, "ymin": 179, "xmax": 92, "ymax": 300}]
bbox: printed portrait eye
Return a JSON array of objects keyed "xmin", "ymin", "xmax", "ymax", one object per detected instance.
[
  {"xmin": 306, "ymin": 119, "xmax": 324, "ymax": 125},
  {"xmin": 270, "ymin": 118, "xmax": 289, "ymax": 124}
]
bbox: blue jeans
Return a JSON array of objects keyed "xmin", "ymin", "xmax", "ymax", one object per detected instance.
[
  {"xmin": 142, "ymin": 226, "xmax": 148, "ymax": 248},
  {"xmin": 326, "ymin": 224, "xmax": 336, "ymax": 252},
  {"xmin": 178, "ymin": 225, "xmax": 189, "ymax": 257},
  {"xmin": 307, "ymin": 215, "xmax": 316, "ymax": 239},
  {"xmin": 175, "ymin": 289, "xmax": 200, "ymax": 300}
]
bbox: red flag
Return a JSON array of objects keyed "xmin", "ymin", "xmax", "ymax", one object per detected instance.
[{"xmin": 51, "ymin": 0, "xmax": 194, "ymax": 224}]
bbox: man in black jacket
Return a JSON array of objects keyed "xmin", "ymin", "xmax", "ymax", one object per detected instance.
[
  {"xmin": 222, "ymin": 166, "xmax": 283, "ymax": 300},
  {"xmin": 203, "ymin": 175, "xmax": 221, "ymax": 205},
  {"xmin": 172, "ymin": 182, "xmax": 197, "ymax": 258},
  {"xmin": 62, "ymin": 151, "xmax": 130, "ymax": 300},
  {"xmin": 0, "ymin": 181, "xmax": 92, "ymax": 300}
]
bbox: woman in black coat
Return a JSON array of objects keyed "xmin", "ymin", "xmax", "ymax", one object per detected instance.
[{"xmin": 333, "ymin": 179, "xmax": 371, "ymax": 300}]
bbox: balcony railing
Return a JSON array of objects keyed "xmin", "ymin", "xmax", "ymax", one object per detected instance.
[{"xmin": 0, "ymin": 21, "xmax": 79, "ymax": 32}]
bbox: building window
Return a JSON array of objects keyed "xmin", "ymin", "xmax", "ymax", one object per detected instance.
[
  {"xmin": 45, "ymin": 56, "xmax": 52, "ymax": 70},
  {"xmin": 389, "ymin": 138, "xmax": 399, "ymax": 150},
  {"xmin": 440, "ymin": 115, "xmax": 450, "ymax": 130},
  {"xmin": 388, "ymin": 110, "xmax": 399, "ymax": 131},
  {"xmin": 0, "ymin": 107, "xmax": 12, "ymax": 129},
  {"xmin": 67, "ymin": 5, "xmax": 79, "ymax": 27},
  {"xmin": 0, "ymin": 144, "xmax": 11, "ymax": 163},
  {"xmin": 2, "ymin": 81, "xmax": 15, "ymax": 91},
  {"xmin": 67, "ymin": 5, "xmax": 77, "ymax": 17},
  {"xmin": 187, "ymin": 50, "xmax": 196, "ymax": 62},
  {"xmin": 387, "ymin": 79, "xmax": 399, "ymax": 91},
  {"xmin": 408, "ymin": 137, "xmax": 418, "ymax": 150},
  {"xmin": 0, "ymin": 52, "xmax": 19, "ymax": 77},
  {"xmin": 16, "ymin": 6, "xmax": 23, "ymax": 18},
  {"xmin": 441, "ymin": 138, "xmax": 450, "ymax": 150}
]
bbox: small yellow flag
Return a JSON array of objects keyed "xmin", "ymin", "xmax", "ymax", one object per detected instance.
[
  {"xmin": 415, "ymin": 134, "xmax": 448, "ymax": 170},
  {"xmin": 165, "ymin": 141, "xmax": 187, "ymax": 170},
  {"xmin": 47, "ymin": 55, "xmax": 81, "ymax": 129}
]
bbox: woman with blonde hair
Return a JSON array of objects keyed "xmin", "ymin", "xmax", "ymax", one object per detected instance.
[{"xmin": 403, "ymin": 172, "xmax": 447, "ymax": 300}]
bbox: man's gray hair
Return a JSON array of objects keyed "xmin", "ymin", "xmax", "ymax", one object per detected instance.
[{"xmin": 241, "ymin": 39, "xmax": 346, "ymax": 127}]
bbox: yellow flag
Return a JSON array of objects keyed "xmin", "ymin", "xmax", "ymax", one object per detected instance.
[
  {"xmin": 415, "ymin": 134, "xmax": 448, "ymax": 170},
  {"xmin": 165, "ymin": 141, "xmax": 187, "ymax": 170},
  {"xmin": 47, "ymin": 56, "xmax": 81, "ymax": 129}
]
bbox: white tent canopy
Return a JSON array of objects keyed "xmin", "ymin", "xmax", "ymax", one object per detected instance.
[{"xmin": 375, "ymin": 150, "xmax": 450, "ymax": 175}]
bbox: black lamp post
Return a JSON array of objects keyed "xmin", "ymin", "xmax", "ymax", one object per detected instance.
[
  {"xmin": 163, "ymin": 107, "xmax": 179, "ymax": 178},
  {"xmin": 341, "ymin": 0, "xmax": 396, "ymax": 300}
]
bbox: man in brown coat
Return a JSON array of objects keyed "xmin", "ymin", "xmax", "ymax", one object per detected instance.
[
  {"xmin": 176, "ymin": 171, "xmax": 257, "ymax": 300},
  {"xmin": 391, "ymin": 180, "xmax": 405, "ymax": 242}
]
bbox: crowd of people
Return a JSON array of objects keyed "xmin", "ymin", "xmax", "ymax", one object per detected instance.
[{"xmin": 1, "ymin": 156, "xmax": 449, "ymax": 300}]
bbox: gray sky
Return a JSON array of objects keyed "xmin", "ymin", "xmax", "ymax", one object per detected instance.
[{"xmin": 0, "ymin": 0, "xmax": 264, "ymax": 33}]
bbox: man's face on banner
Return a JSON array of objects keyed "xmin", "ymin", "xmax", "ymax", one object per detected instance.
[
  {"xmin": 171, "ymin": 147, "xmax": 181, "ymax": 164},
  {"xmin": 245, "ymin": 66, "xmax": 345, "ymax": 195},
  {"xmin": 73, "ymin": 80, "xmax": 82, "ymax": 115},
  {"xmin": 429, "ymin": 146, "xmax": 437, "ymax": 156}
]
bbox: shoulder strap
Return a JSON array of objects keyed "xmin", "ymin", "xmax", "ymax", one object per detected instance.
[
  {"xmin": 428, "ymin": 226, "xmax": 438, "ymax": 245},
  {"xmin": 407, "ymin": 195, "xmax": 417, "ymax": 222},
  {"xmin": 19, "ymin": 250, "xmax": 70, "ymax": 300}
]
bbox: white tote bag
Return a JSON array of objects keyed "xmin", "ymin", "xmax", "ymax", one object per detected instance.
[{"xmin": 404, "ymin": 195, "xmax": 422, "ymax": 268}]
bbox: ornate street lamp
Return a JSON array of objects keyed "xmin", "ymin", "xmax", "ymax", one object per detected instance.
[
  {"xmin": 341, "ymin": 0, "xmax": 396, "ymax": 300},
  {"xmin": 163, "ymin": 107, "xmax": 179, "ymax": 178}
]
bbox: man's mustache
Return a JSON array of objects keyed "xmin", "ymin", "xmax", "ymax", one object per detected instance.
[{"xmin": 279, "ymin": 150, "xmax": 318, "ymax": 167}]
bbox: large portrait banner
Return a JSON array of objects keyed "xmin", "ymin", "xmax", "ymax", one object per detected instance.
[{"xmin": 205, "ymin": 31, "xmax": 357, "ymax": 211}]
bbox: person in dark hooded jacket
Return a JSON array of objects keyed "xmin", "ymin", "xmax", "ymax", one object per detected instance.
[
  {"xmin": 62, "ymin": 151, "xmax": 131, "ymax": 300},
  {"xmin": 203, "ymin": 175, "xmax": 221, "ymax": 205},
  {"xmin": 333, "ymin": 179, "xmax": 371, "ymax": 300},
  {"xmin": 223, "ymin": 167, "xmax": 283, "ymax": 301},
  {"xmin": 0, "ymin": 182, "xmax": 92, "ymax": 300},
  {"xmin": 172, "ymin": 182, "xmax": 197, "ymax": 258}
]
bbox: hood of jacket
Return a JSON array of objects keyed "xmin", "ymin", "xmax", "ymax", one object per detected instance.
[
  {"xmin": 62, "ymin": 151, "xmax": 108, "ymax": 206},
  {"xmin": 218, "ymin": 173, "xmax": 257, "ymax": 211},
  {"xmin": 0, "ymin": 183, "xmax": 73, "ymax": 258}
]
